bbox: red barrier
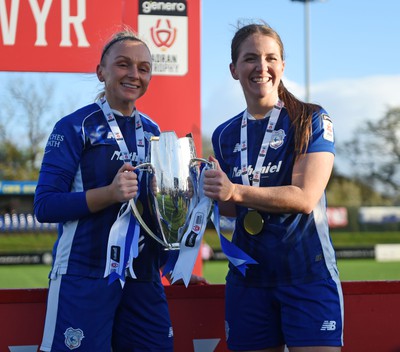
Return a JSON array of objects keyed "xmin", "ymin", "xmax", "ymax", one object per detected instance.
[{"xmin": 1, "ymin": 282, "xmax": 400, "ymax": 351}]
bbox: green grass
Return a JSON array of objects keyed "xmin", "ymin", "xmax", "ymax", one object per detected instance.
[
  {"xmin": 1, "ymin": 259, "xmax": 399, "ymax": 289},
  {"xmin": 330, "ymin": 231, "xmax": 400, "ymax": 247},
  {"xmin": 0, "ymin": 264, "xmax": 50, "ymax": 288},
  {"xmin": 203, "ymin": 229, "xmax": 400, "ymax": 250},
  {"xmin": 0, "ymin": 231, "xmax": 400, "ymax": 289},
  {"xmin": 337, "ymin": 259, "xmax": 400, "ymax": 281},
  {"xmin": 0, "ymin": 233, "xmax": 56, "ymax": 253},
  {"xmin": 1, "ymin": 230, "xmax": 400, "ymax": 254},
  {"xmin": 202, "ymin": 259, "xmax": 400, "ymax": 284}
]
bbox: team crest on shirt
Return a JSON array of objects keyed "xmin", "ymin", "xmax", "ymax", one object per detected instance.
[
  {"xmin": 64, "ymin": 327, "xmax": 85, "ymax": 350},
  {"xmin": 269, "ymin": 129, "xmax": 286, "ymax": 150}
]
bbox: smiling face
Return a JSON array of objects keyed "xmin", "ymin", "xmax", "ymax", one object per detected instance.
[
  {"xmin": 230, "ymin": 33, "xmax": 285, "ymax": 117},
  {"xmin": 96, "ymin": 39, "xmax": 152, "ymax": 116}
]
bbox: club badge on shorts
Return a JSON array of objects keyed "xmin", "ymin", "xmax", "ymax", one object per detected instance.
[
  {"xmin": 243, "ymin": 210, "xmax": 264, "ymax": 235},
  {"xmin": 64, "ymin": 327, "xmax": 85, "ymax": 350}
]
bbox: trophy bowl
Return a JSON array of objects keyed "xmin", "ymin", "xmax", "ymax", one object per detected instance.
[{"xmin": 130, "ymin": 131, "xmax": 210, "ymax": 250}]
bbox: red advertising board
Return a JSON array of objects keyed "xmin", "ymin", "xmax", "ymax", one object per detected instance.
[
  {"xmin": 0, "ymin": 0, "xmax": 202, "ymax": 150},
  {"xmin": 0, "ymin": 0, "xmax": 119, "ymax": 72},
  {"xmin": 0, "ymin": 0, "xmax": 203, "ymax": 275},
  {"xmin": 2, "ymin": 283, "xmax": 400, "ymax": 351}
]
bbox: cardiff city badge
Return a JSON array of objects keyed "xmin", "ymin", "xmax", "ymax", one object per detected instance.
[
  {"xmin": 64, "ymin": 327, "xmax": 85, "ymax": 350},
  {"xmin": 269, "ymin": 129, "xmax": 286, "ymax": 150}
]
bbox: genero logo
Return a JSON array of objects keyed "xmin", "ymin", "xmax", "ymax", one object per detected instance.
[{"xmin": 138, "ymin": 0, "xmax": 188, "ymax": 76}]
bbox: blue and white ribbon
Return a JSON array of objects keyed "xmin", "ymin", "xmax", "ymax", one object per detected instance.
[
  {"xmin": 212, "ymin": 203, "xmax": 258, "ymax": 276},
  {"xmin": 104, "ymin": 202, "xmax": 140, "ymax": 286},
  {"xmin": 163, "ymin": 162, "xmax": 258, "ymax": 285},
  {"xmin": 99, "ymin": 98, "xmax": 145, "ymax": 286},
  {"xmin": 166, "ymin": 163, "xmax": 213, "ymax": 287}
]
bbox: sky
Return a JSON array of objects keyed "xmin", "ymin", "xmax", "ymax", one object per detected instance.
[
  {"xmin": 200, "ymin": 0, "xmax": 400, "ymax": 139},
  {"xmin": 1, "ymin": 0, "xmax": 400, "ymax": 174}
]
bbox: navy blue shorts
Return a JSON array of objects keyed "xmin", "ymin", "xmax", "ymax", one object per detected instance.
[
  {"xmin": 225, "ymin": 277, "xmax": 344, "ymax": 351},
  {"xmin": 112, "ymin": 279, "xmax": 173, "ymax": 352},
  {"xmin": 40, "ymin": 275, "xmax": 172, "ymax": 352}
]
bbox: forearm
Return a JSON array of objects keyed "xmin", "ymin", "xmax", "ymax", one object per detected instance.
[
  {"xmin": 86, "ymin": 185, "xmax": 119, "ymax": 213},
  {"xmin": 34, "ymin": 189, "xmax": 90, "ymax": 223},
  {"xmin": 229, "ymin": 184, "xmax": 315, "ymax": 214}
]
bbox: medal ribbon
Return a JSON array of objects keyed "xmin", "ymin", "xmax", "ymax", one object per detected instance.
[
  {"xmin": 240, "ymin": 100, "xmax": 284, "ymax": 187},
  {"xmin": 100, "ymin": 98, "xmax": 145, "ymax": 287},
  {"xmin": 240, "ymin": 100, "xmax": 283, "ymax": 234},
  {"xmin": 212, "ymin": 203, "xmax": 258, "ymax": 275}
]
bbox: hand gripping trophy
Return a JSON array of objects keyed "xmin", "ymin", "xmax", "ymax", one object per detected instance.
[
  {"xmin": 130, "ymin": 131, "xmax": 214, "ymax": 285},
  {"xmin": 130, "ymin": 131, "xmax": 257, "ymax": 286}
]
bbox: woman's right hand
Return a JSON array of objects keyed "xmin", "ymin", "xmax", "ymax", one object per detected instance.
[
  {"xmin": 203, "ymin": 156, "xmax": 236, "ymax": 202},
  {"xmin": 110, "ymin": 163, "xmax": 139, "ymax": 203},
  {"xmin": 86, "ymin": 163, "xmax": 138, "ymax": 213}
]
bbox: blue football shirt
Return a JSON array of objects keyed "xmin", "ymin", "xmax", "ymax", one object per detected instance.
[
  {"xmin": 212, "ymin": 107, "xmax": 338, "ymax": 287},
  {"xmin": 34, "ymin": 103, "xmax": 164, "ymax": 281}
]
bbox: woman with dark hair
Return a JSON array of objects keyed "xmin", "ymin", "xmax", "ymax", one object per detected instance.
[{"xmin": 204, "ymin": 22, "xmax": 343, "ymax": 352}]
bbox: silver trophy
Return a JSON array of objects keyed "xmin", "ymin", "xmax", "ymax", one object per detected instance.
[{"xmin": 129, "ymin": 131, "xmax": 212, "ymax": 250}]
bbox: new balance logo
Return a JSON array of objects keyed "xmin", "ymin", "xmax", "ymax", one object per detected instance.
[
  {"xmin": 233, "ymin": 143, "xmax": 241, "ymax": 153},
  {"xmin": 320, "ymin": 320, "xmax": 336, "ymax": 331}
]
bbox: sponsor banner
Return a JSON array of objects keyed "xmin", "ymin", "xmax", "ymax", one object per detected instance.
[
  {"xmin": 0, "ymin": 252, "xmax": 53, "ymax": 265},
  {"xmin": 327, "ymin": 207, "xmax": 348, "ymax": 228},
  {"xmin": 334, "ymin": 247, "xmax": 374, "ymax": 259},
  {"xmin": 0, "ymin": 0, "xmax": 192, "ymax": 74},
  {"xmin": 0, "ymin": 180, "xmax": 36, "ymax": 195},
  {"xmin": 0, "ymin": 0, "xmax": 122, "ymax": 72},
  {"xmin": 359, "ymin": 206, "xmax": 400, "ymax": 224},
  {"xmin": 138, "ymin": 0, "xmax": 188, "ymax": 75},
  {"xmin": 375, "ymin": 244, "xmax": 400, "ymax": 262}
]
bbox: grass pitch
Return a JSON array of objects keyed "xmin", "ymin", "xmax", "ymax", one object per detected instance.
[
  {"xmin": 0, "ymin": 259, "xmax": 400, "ymax": 289},
  {"xmin": 0, "ymin": 231, "xmax": 399, "ymax": 288}
]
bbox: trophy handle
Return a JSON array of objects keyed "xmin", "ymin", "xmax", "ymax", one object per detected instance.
[
  {"xmin": 129, "ymin": 163, "xmax": 172, "ymax": 249},
  {"xmin": 190, "ymin": 157, "xmax": 215, "ymax": 169}
]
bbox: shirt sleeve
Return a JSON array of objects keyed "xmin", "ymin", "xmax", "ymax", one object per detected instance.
[
  {"xmin": 307, "ymin": 109, "xmax": 336, "ymax": 155},
  {"xmin": 212, "ymin": 126, "xmax": 230, "ymax": 175},
  {"xmin": 34, "ymin": 116, "xmax": 91, "ymax": 223}
]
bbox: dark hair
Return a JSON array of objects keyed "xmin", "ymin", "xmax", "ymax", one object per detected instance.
[
  {"xmin": 231, "ymin": 21, "xmax": 285, "ymax": 66},
  {"xmin": 231, "ymin": 21, "xmax": 321, "ymax": 157}
]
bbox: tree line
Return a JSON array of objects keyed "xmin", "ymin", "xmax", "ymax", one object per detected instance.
[{"xmin": 1, "ymin": 77, "xmax": 400, "ymax": 206}]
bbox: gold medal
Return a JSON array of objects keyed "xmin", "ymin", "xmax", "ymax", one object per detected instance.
[{"xmin": 243, "ymin": 210, "xmax": 264, "ymax": 235}]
